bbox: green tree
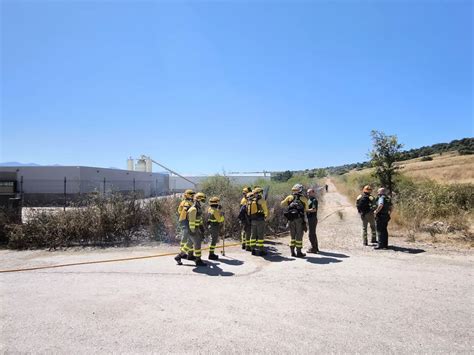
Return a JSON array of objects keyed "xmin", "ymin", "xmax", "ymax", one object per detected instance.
[{"xmin": 369, "ymin": 130, "xmax": 403, "ymax": 195}]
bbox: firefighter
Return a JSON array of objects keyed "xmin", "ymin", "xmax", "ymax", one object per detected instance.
[
  {"xmin": 174, "ymin": 192, "xmax": 207, "ymax": 267},
  {"xmin": 238, "ymin": 187, "xmax": 252, "ymax": 250},
  {"xmin": 207, "ymin": 196, "xmax": 225, "ymax": 260},
  {"xmin": 306, "ymin": 188, "xmax": 319, "ymax": 253},
  {"xmin": 356, "ymin": 185, "xmax": 377, "ymax": 246},
  {"xmin": 244, "ymin": 191, "xmax": 255, "ymax": 252},
  {"xmin": 247, "ymin": 187, "xmax": 268, "ymax": 256},
  {"xmin": 374, "ymin": 188, "xmax": 392, "ymax": 250},
  {"xmin": 177, "ymin": 189, "xmax": 195, "ymax": 258},
  {"xmin": 281, "ymin": 184, "xmax": 308, "ymax": 258}
]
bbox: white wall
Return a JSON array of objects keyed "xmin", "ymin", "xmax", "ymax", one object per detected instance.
[
  {"xmin": 169, "ymin": 175, "xmax": 271, "ymax": 192},
  {"xmin": 0, "ymin": 166, "xmax": 169, "ymax": 196}
]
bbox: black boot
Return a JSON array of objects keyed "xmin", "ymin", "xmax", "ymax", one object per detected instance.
[
  {"xmin": 290, "ymin": 247, "xmax": 296, "ymax": 257},
  {"xmin": 187, "ymin": 252, "xmax": 196, "ymax": 261},
  {"xmin": 195, "ymin": 258, "xmax": 207, "ymax": 267},
  {"xmin": 296, "ymin": 250, "xmax": 306, "ymax": 258},
  {"xmin": 242, "ymin": 243, "xmax": 246, "ymax": 250},
  {"xmin": 258, "ymin": 249, "xmax": 267, "ymax": 256},
  {"xmin": 246, "ymin": 246, "xmax": 252, "ymax": 252},
  {"xmin": 174, "ymin": 253, "xmax": 183, "ymax": 265},
  {"xmin": 371, "ymin": 237, "xmax": 377, "ymax": 244},
  {"xmin": 208, "ymin": 252, "xmax": 219, "ymax": 260}
]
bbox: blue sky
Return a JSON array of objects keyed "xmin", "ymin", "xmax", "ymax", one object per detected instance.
[{"xmin": 1, "ymin": 0, "xmax": 472, "ymax": 174}]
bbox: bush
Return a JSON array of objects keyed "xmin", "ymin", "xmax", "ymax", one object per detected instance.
[
  {"xmin": 420, "ymin": 156, "xmax": 433, "ymax": 161},
  {"xmin": 6, "ymin": 194, "xmax": 148, "ymax": 249},
  {"xmin": 146, "ymin": 197, "xmax": 180, "ymax": 242}
]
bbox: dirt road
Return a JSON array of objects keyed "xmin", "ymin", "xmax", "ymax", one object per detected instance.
[{"xmin": 1, "ymin": 181, "xmax": 472, "ymax": 353}]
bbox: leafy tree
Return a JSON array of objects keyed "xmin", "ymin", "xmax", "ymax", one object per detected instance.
[
  {"xmin": 369, "ymin": 130, "xmax": 403, "ymax": 195},
  {"xmin": 271, "ymin": 170, "xmax": 293, "ymax": 182}
]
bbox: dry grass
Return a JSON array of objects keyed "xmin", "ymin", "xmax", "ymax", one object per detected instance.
[
  {"xmin": 348, "ymin": 152, "xmax": 474, "ymax": 184},
  {"xmin": 396, "ymin": 152, "xmax": 474, "ymax": 184}
]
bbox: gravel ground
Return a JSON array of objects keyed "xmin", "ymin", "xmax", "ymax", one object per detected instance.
[{"xmin": 1, "ymin": 181, "xmax": 472, "ymax": 354}]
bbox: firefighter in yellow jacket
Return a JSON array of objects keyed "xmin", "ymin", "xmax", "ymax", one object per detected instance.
[
  {"xmin": 248, "ymin": 187, "xmax": 269, "ymax": 256},
  {"xmin": 174, "ymin": 192, "xmax": 207, "ymax": 267},
  {"xmin": 207, "ymin": 196, "xmax": 225, "ymax": 260},
  {"xmin": 281, "ymin": 184, "xmax": 308, "ymax": 258},
  {"xmin": 177, "ymin": 189, "xmax": 195, "ymax": 258},
  {"xmin": 239, "ymin": 187, "xmax": 252, "ymax": 250}
]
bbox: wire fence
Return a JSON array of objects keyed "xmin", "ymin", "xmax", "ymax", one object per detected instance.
[{"xmin": 17, "ymin": 176, "xmax": 169, "ymax": 207}]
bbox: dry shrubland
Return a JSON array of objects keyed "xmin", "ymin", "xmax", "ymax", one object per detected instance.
[
  {"xmin": 334, "ymin": 171, "xmax": 474, "ymax": 247},
  {"xmin": 3, "ymin": 176, "xmax": 322, "ymax": 249}
]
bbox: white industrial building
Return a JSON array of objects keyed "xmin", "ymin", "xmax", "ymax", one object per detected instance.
[
  {"xmin": 0, "ymin": 155, "xmax": 271, "ymax": 205},
  {"xmin": 169, "ymin": 173, "xmax": 271, "ymax": 192},
  {"xmin": 0, "ymin": 166, "xmax": 169, "ymax": 205}
]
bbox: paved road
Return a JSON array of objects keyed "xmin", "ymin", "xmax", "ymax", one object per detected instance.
[{"xmin": 1, "ymin": 182, "xmax": 472, "ymax": 353}]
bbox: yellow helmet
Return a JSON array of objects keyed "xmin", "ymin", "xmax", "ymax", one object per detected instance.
[
  {"xmin": 253, "ymin": 187, "xmax": 263, "ymax": 194},
  {"xmin": 291, "ymin": 184, "xmax": 304, "ymax": 193},
  {"xmin": 246, "ymin": 191, "xmax": 254, "ymax": 198},
  {"xmin": 363, "ymin": 185, "xmax": 372, "ymax": 193},
  {"xmin": 209, "ymin": 196, "xmax": 220, "ymax": 204},
  {"xmin": 242, "ymin": 186, "xmax": 251, "ymax": 194},
  {"xmin": 194, "ymin": 192, "xmax": 206, "ymax": 203},
  {"xmin": 184, "ymin": 189, "xmax": 195, "ymax": 199}
]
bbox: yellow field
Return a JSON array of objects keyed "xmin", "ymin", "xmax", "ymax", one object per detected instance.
[
  {"xmin": 395, "ymin": 152, "xmax": 474, "ymax": 184},
  {"xmin": 348, "ymin": 151, "xmax": 474, "ymax": 184}
]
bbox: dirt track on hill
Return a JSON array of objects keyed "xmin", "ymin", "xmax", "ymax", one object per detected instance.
[{"xmin": 1, "ymin": 181, "xmax": 472, "ymax": 353}]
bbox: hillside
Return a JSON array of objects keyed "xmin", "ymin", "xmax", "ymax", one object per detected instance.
[
  {"xmin": 319, "ymin": 137, "xmax": 473, "ymax": 176},
  {"xmin": 346, "ymin": 151, "xmax": 474, "ymax": 184},
  {"xmin": 396, "ymin": 151, "xmax": 474, "ymax": 184}
]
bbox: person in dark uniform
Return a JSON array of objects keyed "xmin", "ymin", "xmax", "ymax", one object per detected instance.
[
  {"xmin": 306, "ymin": 188, "xmax": 319, "ymax": 253},
  {"xmin": 374, "ymin": 188, "xmax": 392, "ymax": 250}
]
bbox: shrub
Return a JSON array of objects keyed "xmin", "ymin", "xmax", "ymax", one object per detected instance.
[
  {"xmin": 146, "ymin": 197, "xmax": 180, "ymax": 242},
  {"xmin": 420, "ymin": 156, "xmax": 433, "ymax": 161},
  {"xmin": 6, "ymin": 194, "xmax": 147, "ymax": 249}
]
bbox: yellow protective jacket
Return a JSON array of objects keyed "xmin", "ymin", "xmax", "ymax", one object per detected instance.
[
  {"xmin": 240, "ymin": 196, "xmax": 247, "ymax": 206},
  {"xmin": 187, "ymin": 203, "xmax": 203, "ymax": 233},
  {"xmin": 280, "ymin": 194, "xmax": 309, "ymax": 211},
  {"xmin": 207, "ymin": 206, "xmax": 225, "ymax": 226},
  {"xmin": 247, "ymin": 195, "xmax": 268, "ymax": 220},
  {"xmin": 178, "ymin": 198, "xmax": 194, "ymax": 222}
]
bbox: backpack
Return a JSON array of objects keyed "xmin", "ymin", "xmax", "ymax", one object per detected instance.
[
  {"xmin": 238, "ymin": 204, "xmax": 249, "ymax": 223},
  {"xmin": 356, "ymin": 194, "xmax": 372, "ymax": 215},
  {"xmin": 284, "ymin": 195, "xmax": 304, "ymax": 221},
  {"xmin": 247, "ymin": 196, "xmax": 265, "ymax": 220}
]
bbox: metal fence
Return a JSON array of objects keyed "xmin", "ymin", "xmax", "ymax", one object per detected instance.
[{"xmin": 18, "ymin": 176, "xmax": 169, "ymax": 207}]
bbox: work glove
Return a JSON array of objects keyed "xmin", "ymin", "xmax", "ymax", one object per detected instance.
[
  {"xmin": 199, "ymin": 225, "xmax": 205, "ymax": 234},
  {"xmin": 303, "ymin": 222, "xmax": 308, "ymax": 232}
]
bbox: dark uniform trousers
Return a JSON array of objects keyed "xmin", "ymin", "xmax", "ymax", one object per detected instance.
[
  {"xmin": 376, "ymin": 215, "xmax": 390, "ymax": 248},
  {"xmin": 307, "ymin": 214, "xmax": 318, "ymax": 250}
]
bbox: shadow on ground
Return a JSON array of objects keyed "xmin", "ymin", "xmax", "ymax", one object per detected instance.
[
  {"xmin": 305, "ymin": 256, "xmax": 343, "ymax": 265},
  {"xmin": 261, "ymin": 246, "xmax": 295, "ymax": 262},
  {"xmin": 217, "ymin": 257, "xmax": 244, "ymax": 266},
  {"xmin": 387, "ymin": 245, "xmax": 426, "ymax": 254},
  {"xmin": 316, "ymin": 251, "xmax": 350, "ymax": 258},
  {"xmin": 192, "ymin": 261, "xmax": 234, "ymax": 276}
]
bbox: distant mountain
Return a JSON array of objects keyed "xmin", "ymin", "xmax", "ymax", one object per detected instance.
[{"xmin": 0, "ymin": 162, "xmax": 41, "ymax": 167}]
